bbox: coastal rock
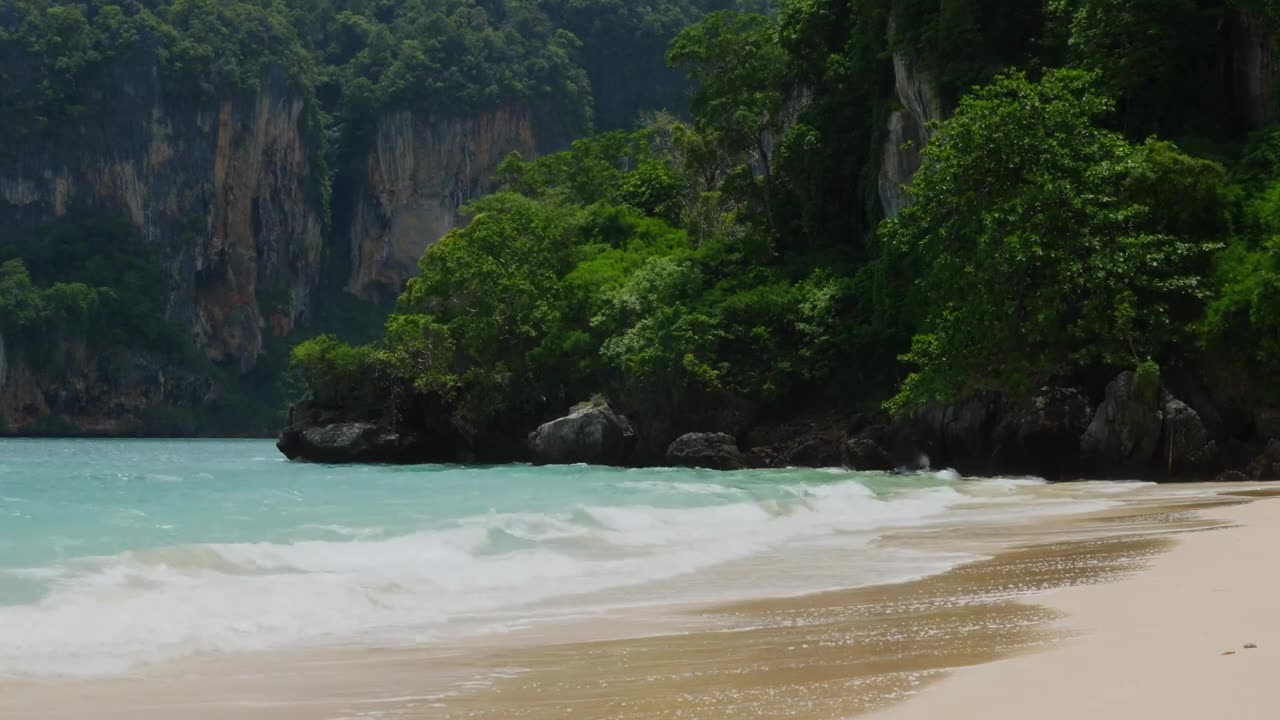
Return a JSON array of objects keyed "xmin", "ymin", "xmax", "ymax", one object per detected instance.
[
  {"xmin": 1161, "ymin": 399, "xmax": 1215, "ymax": 472},
  {"xmin": 277, "ymin": 422, "xmax": 428, "ymax": 464},
  {"xmin": 776, "ymin": 433, "xmax": 846, "ymax": 468},
  {"xmin": 992, "ymin": 387, "xmax": 1093, "ymax": 476},
  {"xmin": 1080, "ymin": 371, "xmax": 1163, "ymax": 472},
  {"xmin": 665, "ymin": 433, "xmax": 746, "ymax": 471},
  {"xmin": 745, "ymin": 413, "xmax": 850, "ymax": 468},
  {"xmin": 1215, "ymin": 470, "xmax": 1251, "ymax": 483},
  {"xmin": 1256, "ymin": 408, "xmax": 1280, "ymax": 440},
  {"xmin": 528, "ymin": 403, "xmax": 635, "ymax": 466},
  {"xmin": 843, "ymin": 437, "xmax": 893, "ymax": 472},
  {"xmin": 911, "ymin": 396, "xmax": 998, "ymax": 470}
]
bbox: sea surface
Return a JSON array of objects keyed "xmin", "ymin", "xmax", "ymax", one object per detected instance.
[{"xmin": 0, "ymin": 439, "xmax": 1173, "ymax": 680}]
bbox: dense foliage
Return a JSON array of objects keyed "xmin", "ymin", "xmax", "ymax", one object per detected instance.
[
  {"xmin": 292, "ymin": 0, "xmax": 1280, "ymax": 431},
  {"xmin": 8, "ymin": 0, "xmax": 1280, "ymax": 435}
]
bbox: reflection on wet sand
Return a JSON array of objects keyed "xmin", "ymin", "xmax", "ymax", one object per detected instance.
[{"xmin": 433, "ymin": 510, "xmax": 1226, "ymax": 719}]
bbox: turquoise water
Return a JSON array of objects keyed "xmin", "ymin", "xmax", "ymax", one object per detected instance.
[{"xmin": 0, "ymin": 439, "xmax": 1117, "ymax": 678}]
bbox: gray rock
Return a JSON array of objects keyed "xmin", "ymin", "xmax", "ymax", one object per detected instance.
[
  {"xmin": 528, "ymin": 403, "xmax": 635, "ymax": 466},
  {"xmin": 843, "ymin": 437, "xmax": 893, "ymax": 471},
  {"xmin": 1081, "ymin": 371, "xmax": 1163, "ymax": 471},
  {"xmin": 277, "ymin": 422, "xmax": 414, "ymax": 464},
  {"xmin": 665, "ymin": 432, "xmax": 745, "ymax": 471},
  {"xmin": 1214, "ymin": 470, "xmax": 1251, "ymax": 483},
  {"xmin": 1161, "ymin": 398, "xmax": 1214, "ymax": 471}
]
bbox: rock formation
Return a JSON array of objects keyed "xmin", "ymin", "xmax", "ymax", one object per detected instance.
[
  {"xmin": 345, "ymin": 107, "xmax": 540, "ymax": 302},
  {"xmin": 528, "ymin": 402, "xmax": 636, "ymax": 466},
  {"xmin": 666, "ymin": 432, "xmax": 746, "ymax": 471}
]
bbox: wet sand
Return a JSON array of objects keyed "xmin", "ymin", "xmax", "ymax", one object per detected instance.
[{"xmin": 0, "ymin": 486, "xmax": 1269, "ymax": 720}]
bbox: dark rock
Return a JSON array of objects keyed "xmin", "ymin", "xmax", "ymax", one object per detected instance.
[
  {"xmin": 665, "ymin": 432, "xmax": 746, "ymax": 471},
  {"xmin": 1214, "ymin": 470, "xmax": 1250, "ymax": 483},
  {"xmin": 911, "ymin": 396, "xmax": 999, "ymax": 470},
  {"xmin": 1265, "ymin": 438, "xmax": 1280, "ymax": 463},
  {"xmin": 745, "ymin": 412, "xmax": 850, "ymax": 468},
  {"xmin": 1256, "ymin": 408, "xmax": 1280, "ymax": 440},
  {"xmin": 843, "ymin": 437, "xmax": 893, "ymax": 472},
  {"xmin": 1246, "ymin": 454, "xmax": 1278, "ymax": 481},
  {"xmin": 1080, "ymin": 371, "xmax": 1163, "ymax": 472},
  {"xmin": 277, "ymin": 421, "xmax": 430, "ymax": 464},
  {"xmin": 1161, "ymin": 398, "xmax": 1215, "ymax": 473},
  {"xmin": 747, "ymin": 447, "xmax": 778, "ymax": 469},
  {"xmin": 776, "ymin": 432, "xmax": 846, "ymax": 468},
  {"xmin": 528, "ymin": 402, "xmax": 635, "ymax": 466},
  {"xmin": 992, "ymin": 387, "xmax": 1093, "ymax": 477}
]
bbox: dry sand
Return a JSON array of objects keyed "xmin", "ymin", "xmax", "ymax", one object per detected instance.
[{"xmin": 870, "ymin": 497, "xmax": 1280, "ymax": 720}]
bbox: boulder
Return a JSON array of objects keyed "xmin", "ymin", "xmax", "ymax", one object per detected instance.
[
  {"xmin": 911, "ymin": 396, "xmax": 998, "ymax": 470},
  {"xmin": 665, "ymin": 432, "xmax": 746, "ymax": 471},
  {"xmin": 528, "ymin": 403, "xmax": 635, "ymax": 466},
  {"xmin": 1266, "ymin": 438, "xmax": 1280, "ymax": 463},
  {"xmin": 1080, "ymin": 371, "xmax": 1163, "ymax": 472},
  {"xmin": 843, "ymin": 437, "xmax": 893, "ymax": 472},
  {"xmin": 1246, "ymin": 454, "xmax": 1278, "ymax": 481},
  {"xmin": 992, "ymin": 387, "xmax": 1093, "ymax": 476},
  {"xmin": 746, "ymin": 447, "xmax": 777, "ymax": 469},
  {"xmin": 1160, "ymin": 398, "xmax": 1214, "ymax": 472},
  {"xmin": 1215, "ymin": 470, "xmax": 1251, "ymax": 483},
  {"xmin": 1256, "ymin": 408, "xmax": 1280, "ymax": 441},
  {"xmin": 277, "ymin": 422, "xmax": 426, "ymax": 464},
  {"xmin": 775, "ymin": 432, "xmax": 846, "ymax": 467}
]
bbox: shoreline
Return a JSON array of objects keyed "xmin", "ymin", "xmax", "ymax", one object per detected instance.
[
  {"xmin": 1, "ymin": 484, "xmax": 1273, "ymax": 719},
  {"xmin": 868, "ymin": 494, "xmax": 1280, "ymax": 720}
]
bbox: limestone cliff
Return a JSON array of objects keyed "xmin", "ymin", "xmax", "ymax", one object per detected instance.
[
  {"xmin": 877, "ymin": 15, "xmax": 942, "ymax": 219},
  {"xmin": 0, "ymin": 66, "xmax": 325, "ymax": 373},
  {"xmin": 345, "ymin": 106, "xmax": 540, "ymax": 301}
]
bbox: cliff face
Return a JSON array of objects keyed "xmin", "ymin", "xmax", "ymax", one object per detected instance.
[
  {"xmin": 0, "ymin": 65, "xmax": 325, "ymax": 373},
  {"xmin": 877, "ymin": 16, "xmax": 942, "ymax": 219},
  {"xmin": 345, "ymin": 106, "xmax": 539, "ymax": 301}
]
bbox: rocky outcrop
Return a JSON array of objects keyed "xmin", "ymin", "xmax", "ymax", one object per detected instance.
[
  {"xmin": 0, "ymin": 343, "xmax": 216, "ymax": 435},
  {"xmin": 277, "ymin": 422, "xmax": 427, "ymax": 464},
  {"xmin": 528, "ymin": 403, "xmax": 636, "ymax": 466},
  {"xmin": 0, "ymin": 65, "xmax": 325, "ymax": 373},
  {"xmin": 877, "ymin": 12, "xmax": 943, "ymax": 218},
  {"xmin": 1160, "ymin": 398, "xmax": 1214, "ymax": 471},
  {"xmin": 843, "ymin": 437, "xmax": 893, "ymax": 472},
  {"xmin": 345, "ymin": 107, "xmax": 540, "ymax": 301},
  {"xmin": 992, "ymin": 387, "xmax": 1093, "ymax": 477},
  {"xmin": 746, "ymin": 413, "xmax": 851, "ymax": 468},
  {"xmin": 1080, "ymin": 371, "xmax": 1164, "ymax": 471},
  {"xmin": 666, "ymin": 432, "xmax": 746, "ymax": 471},
  {"xmin": 1255, "ymin": 408, "xmax": 1280, "ymax": 441}
]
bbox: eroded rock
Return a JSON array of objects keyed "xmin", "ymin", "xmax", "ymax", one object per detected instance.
[
  {"xmin": 666, "ymin": 432, "xmax": 745, "ymax": 471},
  {"xmin": 528, "ymin": 403, "xmax": 635, "ymax": 466}
]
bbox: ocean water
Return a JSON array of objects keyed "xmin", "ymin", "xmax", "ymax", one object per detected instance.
[{"xmin": 0, "ymin": 439, "xmax": 1140, "ymax": 679}]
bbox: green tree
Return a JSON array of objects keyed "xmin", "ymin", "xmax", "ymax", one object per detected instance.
[{"xmin": 883, "ymin": 70, "xmax": 1225, "ymax": 412}]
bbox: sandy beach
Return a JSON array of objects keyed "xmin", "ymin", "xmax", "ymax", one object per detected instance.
[
  {"xmin": 2, "ymin": 485, "xmax": 1276, "ymax": 720},
  {"xmin": 871, "ymin": 495, "xmax": 1280, "ymax": 720}
]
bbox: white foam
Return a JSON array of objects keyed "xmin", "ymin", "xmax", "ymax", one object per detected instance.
[{"xmin": 0, "ymin": 475, "xmax": 1065, "ymax": 678}]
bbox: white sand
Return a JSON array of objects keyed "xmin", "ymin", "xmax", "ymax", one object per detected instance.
[{"xmin": 870, "ymin": 498, "xmax": 1280, "ymax": 720}]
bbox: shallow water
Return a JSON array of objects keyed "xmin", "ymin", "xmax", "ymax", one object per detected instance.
[{"xmin": 0, "ymin": 439, "xmax": 1202, "ymax": 679}]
